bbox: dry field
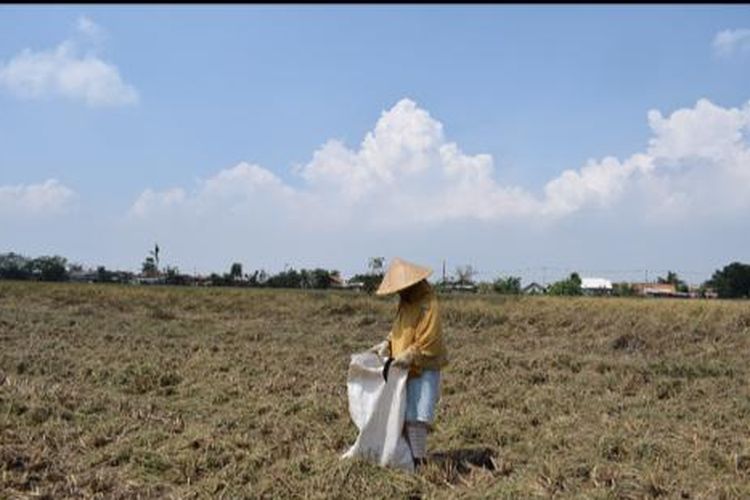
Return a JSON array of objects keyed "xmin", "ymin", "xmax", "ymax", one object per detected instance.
[{"xmin": 2, "ymin": 282, "xmax": 750, "ymax": 499}]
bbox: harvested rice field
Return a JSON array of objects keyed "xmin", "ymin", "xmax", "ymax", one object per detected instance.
[{"xmin": 2, "ymin": 282, "xmax": 750, "ymax": 498}]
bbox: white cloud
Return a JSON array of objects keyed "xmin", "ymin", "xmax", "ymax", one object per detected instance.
[
  {"xmin": 298, "ymin": 99, "xmax": 543, "ymax": 225},
  {"xmin": 130, "ymin": 187, "xmax": 186, "ymax": 218},
  {"xmin": 0, "ymin": 179, "xmax": 77, "ymax": 216},
  {"xmin": 647, "ymin": 98, "xmax": 750, "ymax": 161},
  {"xmin": 644, "ymin": 98, "xmax": 750, "ymax": 215},
  {"xmin": 0, "ymin": 17, "xmax": 138, "ymax": 107},
  {"xmin": 542, "ymin": 154, "xmax": 653, "ymax": 217},
  {"xmin": 129, "ymin": 162, "xmax": 302, "ymax": 221},
  {"xmin": 129, "ymin": 97, "xmax": 750, "ymax": 236},
  {"xmin": 201, "ymin": 162, "xmax": 295, "ymax": 200},
  {"xmin": 713, "ymin": 28, "xmax": 750, "ymax": 57},
  {"xmin": 76, "ymin": 16, "xmax": 105, "ymax": 42},
  {"xmin": 301, "ymin": 99, "xmax": 444, "ymax": 202}
]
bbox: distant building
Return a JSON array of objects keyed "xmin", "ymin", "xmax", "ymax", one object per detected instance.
[
  {"xmin": 68, "ymin": 269, "xmax": 98, "ymax": 283},
  {"xmin": 194, "ymin": 276, "xmax": 214, "ymax": 287},
  {"xmin": 439, "ymin": 281, "xmax": 479, "ymax": 293},
  {"xmin": 133, "ymin": 276, "xmax": 166, "ymax": 285},
  {"xmin": 702, "ymin": 288, "xmax": 719, "ymax": 299},
  {"xmin": 522, "ymin": 282, "xmax": 546, "ymax": 295},
  {"xmin": 332, "ymin": 278, "xmax": 366, "ymax": 291},
  {"xmin": 581, "ymin": 277, "xmax": 613, "ymax": 296},
  {"xmin": 328, "ymin": 272, "xmax": 344, "ymax": 287},
  {"xmin": 110, "ymin": 271, "xmax": 134, "ymax": 283},
  {"xmin": 631, "ymin": 282, "xmax": 677, "ymax": 297}
]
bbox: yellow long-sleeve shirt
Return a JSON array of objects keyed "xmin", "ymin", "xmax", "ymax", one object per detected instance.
[{"xmin": 387, "ymin": 281, "xmax": 448, "ymax": 377}]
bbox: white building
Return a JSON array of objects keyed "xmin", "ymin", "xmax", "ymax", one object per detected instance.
[
  {"xmin": 523, "ymin": 282, "xmax": 546, "ymax": 295},
  {"xmin": 581, "ymin": 277, "xmax": 613, "ymax": 296}
]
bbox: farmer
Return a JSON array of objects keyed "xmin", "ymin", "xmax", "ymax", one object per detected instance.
[{"xmin": 368, "ymin": 257, "xmax": 448, "ymax": 469}]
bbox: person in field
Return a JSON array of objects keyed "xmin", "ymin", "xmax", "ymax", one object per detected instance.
[{"xmin": 368, "ymin": 257, "xmax": 448, "ymax": 469}]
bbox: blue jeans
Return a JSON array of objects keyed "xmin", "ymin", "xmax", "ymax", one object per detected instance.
[{"xmin": 406, "ymin": 369, "xmax": 441, "ymax": 424}]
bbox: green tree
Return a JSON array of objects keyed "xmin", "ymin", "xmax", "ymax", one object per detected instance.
[
  {"xmin": 547, "ymin": 272, "xmax": 583, "ymax": 296},
  {"xmin": 150, "ymin": 244, "xmax": 160, "ymax": 268},
  {"xmin": 142, "ymin": 256, "xmax": 158, "ymax": 277},
  {"xmin": 266, "ymin": 268, "xmax": 303, "ymax": 288},
  {"xmin": 164, "ymin": 266, "xmax": 189, "ymax": 285},
  {"xmin": 658, "ymin": 270, "xmax": 689, "ymax": 293},
  {"xmin": 493, "ymin": 276, "xmax": 521, "ymax": 295},
  {"xmin": 350, "ymin": 273, "xmax": 383, "ymax": 294},
  {"xmin": 705, "ymin": 262, "xmax": 750, "ymax": 298},
  {"xmin": 299, "ymin": 269, "xmax": 311, "ymax": 289},
  {"xmin": 352, "ymin": 258, "xmax": 385, "ymax": 294},
  {"xmin": 368, "ymin": 257, "xmax": 385, "ymax": 275},
  {"xmin": 230, "ymin": 262, "xmax": 243, "ymax": 281},
  {"xmin": 299, "ymin": 268, "xmax": 334, "ymax": 289},
  {"xmin": 209, "ymin": 273, "xmax": 228, "ymax": 286},
  {"xmin": 455, "ymin": 265, "xmax": 477, "ymax": 285},
  {"xmin": 0, "ymin": 252, "xmax": 32, "ymax": 280},
  {"xmin": 96, "ymin": 266, "xmax": 115, "ymax": 283},
  {"xmin": 247, "ymin": 269, "xmax": 269, "ymax": 287},
  {"xmin": 140, "ymin": 244, "xmax": 161, "ymax": 277},
  {"xmin": 30, "ymin": 256, "xmax": 69, "ymax": 282},
  {"xmin": 612, "ymin": 282, "xmax": 636, "ymax": 297}
]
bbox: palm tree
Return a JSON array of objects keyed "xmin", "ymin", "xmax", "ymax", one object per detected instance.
[
  {"xmin": 230, "ymin": 262, "xmax": 243, "ymax": 281},
  {"xmin": 455, "ymin": 265, "xmax": 477, "ymax": 285},
  {"xmin": 142, "ymin": 256, "xmax": 158, "ymax": 277},
  {"xmin": 149, "ymin": 244, "xmax": 160, "ymax": 270},
  {"xmin": 368, "ymin": 257, "xmax": 385, "ymax": 275}
]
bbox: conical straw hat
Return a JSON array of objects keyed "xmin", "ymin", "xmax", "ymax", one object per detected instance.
[{"xmin": 375, "ymin": 257, "xmax": 433, "ymax": 296}]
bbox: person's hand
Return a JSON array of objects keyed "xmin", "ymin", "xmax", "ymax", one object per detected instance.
[
  {"xmin": 369, "ymin": 340, "xmax": 390, "ymax": 358},
  {"xmin": 391, "ymin": 348, "xmax": 416, "ymax": 369}
]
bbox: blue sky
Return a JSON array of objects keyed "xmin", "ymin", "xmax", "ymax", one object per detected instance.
[{"xmin": 2, "ymin": 6, "xmax": 750, "ymax": 284}]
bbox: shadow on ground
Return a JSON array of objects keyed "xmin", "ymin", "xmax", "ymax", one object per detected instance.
[{"xmin": 427, "ymin": 447, "xmax": 501, "ymax": 477}]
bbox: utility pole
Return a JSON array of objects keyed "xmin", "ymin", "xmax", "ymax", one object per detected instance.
[{"xmin": 442, "ymin": 259, "xmax": 446, "ymax": 285}]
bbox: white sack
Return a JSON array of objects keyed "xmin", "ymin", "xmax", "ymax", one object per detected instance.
[{"xmin": 341, "ymin": 351, "xmax": 414, "ymax": 472}]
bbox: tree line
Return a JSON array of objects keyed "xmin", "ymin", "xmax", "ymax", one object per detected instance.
[
  {"xmin": 489, "ymin": 266, "xmax": 747, "ymax": 298},
  {"xmin": 1, "ymin": 250, "xmax": 750, "ymax": 299},
  {"xmin": 0, "ymin": 253, "xmax": 70, "ymax": 282},
  {"xmin": 0, "ymin": 251, "xmax": 346, "ymax": 290},
  {"xmin": 207, "ymin": 265, "xmax": 341, "ymax": 290}
]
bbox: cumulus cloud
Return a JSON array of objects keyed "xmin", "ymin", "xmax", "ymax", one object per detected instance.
[
  {"xmin": 647, "ymin": 98, "xmax": 750, "ymax": 160},
  {"xmin": 298, "ymin": 99, "xmax": 543, "ymax": 225},
  {"xmin": 0, "ymin": 179, "xmax": 77, "ymax": 216},
  {"xmin": 129, "ymin": 162, "xmax": 301, "ymax": 221},
  {"xmin": 129, "ymin": 97, "xmax": 750, "ymax": 233},
  {"xmin": 301, "ymin": 100, "xmax": 445, "ymax": 202},
  {"xmin": 0, "ymin": 17, "xmax": 138, "ymax": 107},
  {"xmin": 713, "ymin": 28, "xmax": 750, "ymax": 57},
  {"xmin": 542, "ymin": 154, "xmax": 654, "ymax": 217},
  {"xmin": 130, "ymin": 187, "xmax": 186, "ymax": 218},
  {"xmin": 537, "ymin": 97, "xmax": 750, "ymax": 222}
]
